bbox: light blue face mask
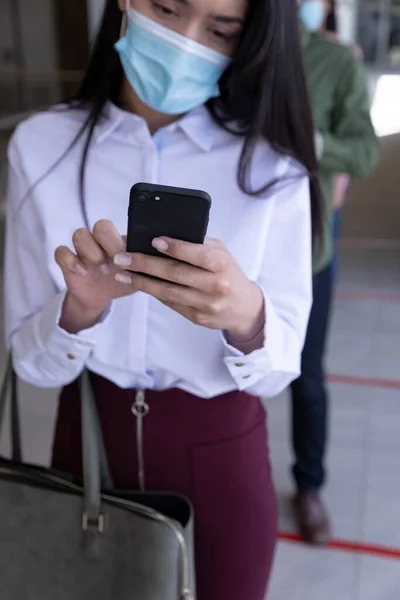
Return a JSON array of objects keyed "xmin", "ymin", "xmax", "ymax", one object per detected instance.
[
  {"xmin": 299, "ymin": 0, "xmax": 325, "ymax": 32},
  {"xmin": 115, "ymin": 7, "xmax": 230, "ymax": 115}
]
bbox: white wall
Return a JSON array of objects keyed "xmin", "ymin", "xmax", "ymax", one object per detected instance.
[
  {"xmin": 87, "ymin": 0, "xmax": 107, "ymax": 41},
  {"xmin": 337, "ymin": 0, "xmax": 358, "ymax": 44}
]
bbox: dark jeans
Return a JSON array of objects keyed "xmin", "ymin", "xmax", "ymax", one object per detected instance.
[
  {"xmin": 290, "ymin": 263, "xmax": 333, "ymax": 492},
  {"xmin": 332, "ymin": 210, "xmax": 341, "ymax": 281}
]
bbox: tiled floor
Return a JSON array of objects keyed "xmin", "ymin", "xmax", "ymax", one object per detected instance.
[
  {"xmin": 0, "ymin": 246, "xmax": 399, "ymax": 599},
  {"xmin": 266, "ymin": 246, "xmax": 400, "ymax": 600}
]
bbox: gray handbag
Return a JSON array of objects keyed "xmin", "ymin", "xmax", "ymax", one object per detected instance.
[{"xmin": 0, "ymin": 357, "xmax": 195, "ymax": 599}]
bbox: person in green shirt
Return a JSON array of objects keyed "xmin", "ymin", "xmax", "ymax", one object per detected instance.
[{"xmin": 291, "ymin": 0, "xmax": 379, "ymax": 545}]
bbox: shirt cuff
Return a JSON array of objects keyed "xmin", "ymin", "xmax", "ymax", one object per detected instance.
[
  {"xmin": 35, "ymin": 290, "xmax": 112, "ymax": 362},
  {"xmin": 222, "ymin": 292, "xmax": 294, "ymax": 391}
]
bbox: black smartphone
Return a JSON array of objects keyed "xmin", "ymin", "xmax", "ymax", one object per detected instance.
[{"xmin": 127, "ymin": 183, "xmax": 212, "ymax": 258}]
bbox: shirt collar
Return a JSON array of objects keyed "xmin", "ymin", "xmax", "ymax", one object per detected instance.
[
  {"xmin": 174, "ymin": 105, "xmax": 216, "ymax": 151},
  {"xmin": 95, "ymin": 101, "xmax": 217, "ymax": 151},
  {"xmin": 95, "ymin": 102, "xmax": 139, "ymax": 143}
]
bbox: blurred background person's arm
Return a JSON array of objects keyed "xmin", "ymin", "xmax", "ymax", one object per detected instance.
[{"xmin": 315, "ymin": 48, "xmax": 379, "ymax": 179}]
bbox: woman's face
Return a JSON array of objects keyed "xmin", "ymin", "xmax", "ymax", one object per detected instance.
[
  {"xmin": 299, "ymin": 0, "xmax": 330, "ymax": 32},
  {"xmin": 300, "ymin": 0, "xmax": 330, "ymax": 14},
  {"xmin": 118, "ymin": 0, "xmax": 248, "ymax": 56}
]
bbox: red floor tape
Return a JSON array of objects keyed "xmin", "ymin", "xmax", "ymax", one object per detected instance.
[
  {"xmin": 336, "ymin": 290, "xmax": 400, "ymax": 304},
  {"xmin": 327, "ymin": 373, "xmax": 400, "ymax": 390},
  {"xmin": 278, "ymin": 532, "xmax": 400, "ymax": 560},
  {"xmin": 281, "ymin": 289, "xmax": 400, "ymax": 561}
]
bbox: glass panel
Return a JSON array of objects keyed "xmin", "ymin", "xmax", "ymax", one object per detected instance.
[
  {"xmin": 358, "ymin": 6, "xmax": 381, "ymax": 63},
  {"xmin": 388, "ymin": 1, "xmax": 400, "ymax": 65},
  {"xmin": 358, "ymin": 0, "xmax": 400, "ymax": 66}
]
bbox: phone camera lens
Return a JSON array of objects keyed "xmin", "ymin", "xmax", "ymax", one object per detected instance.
[{"xmin": 136, "ymin": 193, "xmax": 148, "ymax": 203}]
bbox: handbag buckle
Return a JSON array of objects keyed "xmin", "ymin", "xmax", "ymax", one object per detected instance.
[{"xmin": 82, "ymin": 512, "xmax": 105, "ymax": 533}]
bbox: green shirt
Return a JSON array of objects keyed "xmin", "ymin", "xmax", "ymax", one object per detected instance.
[{"xmin": 301, "ymin": 28, "xmax": 380, "ymax": 273}]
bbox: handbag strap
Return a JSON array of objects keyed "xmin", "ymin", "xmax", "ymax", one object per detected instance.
[
  {"xmin": 80, "ymin": 369, "xmax": 113, "ymax": 528},
  {"xmin": 0, "ymin": 357, "xmax": 113, "ymax": 529},
  {"xmin": 0, "ymin": 355, "xmax": 22, "ymax": 462}
]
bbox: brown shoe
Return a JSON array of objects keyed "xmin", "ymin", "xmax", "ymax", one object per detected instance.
[{"xmin": 293, "ymin": 493, "xmax": 331, "ymax": 545}]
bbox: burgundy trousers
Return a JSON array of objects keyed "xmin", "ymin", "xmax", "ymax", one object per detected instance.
[{"xmin": 52, "ymin": 374, "xmax": 277, "ymax": 600}]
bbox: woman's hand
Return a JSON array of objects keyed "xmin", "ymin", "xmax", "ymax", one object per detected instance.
[
  {"xmin": 113, "ymin": 237, "xmax": 265, "ymax": 345},
  {"xmin": 55, "ymin": 220, "xmax": 135, "ymax": 333},
  {"xmin": 331, "ymin": 173, "xmax": 350, "ymax": 210}
]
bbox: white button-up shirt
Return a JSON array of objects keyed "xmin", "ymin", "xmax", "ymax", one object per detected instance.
[{"xmin": 4, "ymin": 103, "xmax": 312, "ymax": 399}]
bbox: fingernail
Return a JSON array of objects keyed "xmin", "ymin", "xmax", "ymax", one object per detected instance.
[
  {"xmin": 152, "ymin": 238, "xmax": 169, "ymax": 252},
  {"xmin": 114, "ymin": 253, "xmax": 132, "ymax": 267},
  {"xmin": 100, "ymin": 263, "xmax": 110, "ymax": 276},
  {"xmin": 115, "ymin": 272, "xmax": 132, "ymax": 285},
  {"xmin": 76, "ymin": 264, "xmax": 87, "ymax": 276}
]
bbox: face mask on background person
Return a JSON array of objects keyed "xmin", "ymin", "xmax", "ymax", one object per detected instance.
[
  {"xmin": 299, "ymin": 0, "xmax": 325, "ymax": 32},
  {"xmin": 115, "ymin": 5, "xmax": 230, "ymax": 115}
]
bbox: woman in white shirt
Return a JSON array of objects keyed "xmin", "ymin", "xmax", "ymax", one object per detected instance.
[{"xmin": 4, "ymin": 0, "xmax": 321, "ymax": 597}]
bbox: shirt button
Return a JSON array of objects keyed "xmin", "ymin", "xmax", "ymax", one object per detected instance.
[
  {"xmin": 235, "ymin": 362, "xmax": 245, "ymax": 367},
  {"xmin": 67, "ymin": 353, "xmax": 76, "ymax": 360}
]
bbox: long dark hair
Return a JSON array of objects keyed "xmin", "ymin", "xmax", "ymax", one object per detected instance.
[{"xmin": 65, "ymin": 0, "xmax": 322, "ymax": 243}]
